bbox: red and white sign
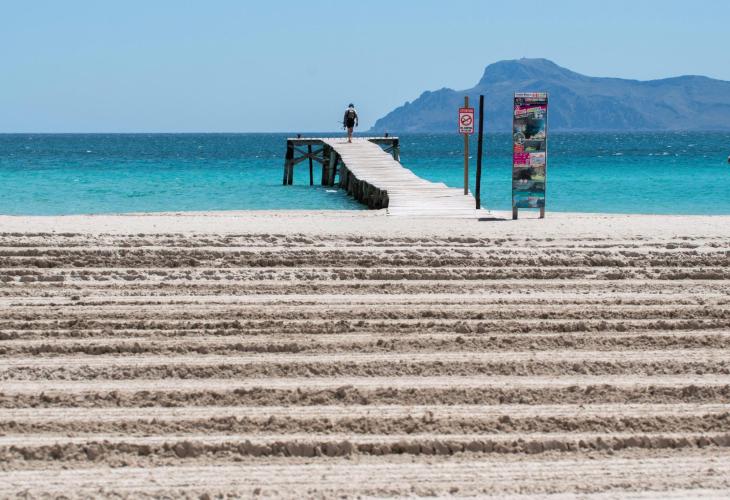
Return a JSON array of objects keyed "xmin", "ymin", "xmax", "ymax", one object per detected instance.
[{"xmin": 458, "ymin": 107, "xmax": 474, "ymax": 134}]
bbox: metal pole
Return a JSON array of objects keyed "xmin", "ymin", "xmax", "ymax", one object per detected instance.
[
  {"xmin": 475, "ymin": 94, "xmax": 484, "ymax": 210},
  {"xmin": 463, "ymin": 96, "xmax": 469, "ymax": 195},
  {"xmin": 308, "ymin": 144, "xmax": 314, "ymax": 186}
]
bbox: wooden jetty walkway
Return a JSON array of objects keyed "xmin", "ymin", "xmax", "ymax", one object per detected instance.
[{"xmin": 283, "ymin": 137, "xmax": 477, "ymax": 217}]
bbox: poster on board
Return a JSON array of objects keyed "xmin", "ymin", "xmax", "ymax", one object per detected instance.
[{"xmin": 512, "ymin": 92, "xmax": 548, "ymax": 210}]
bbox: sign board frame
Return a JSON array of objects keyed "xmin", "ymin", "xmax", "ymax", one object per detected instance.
[
  {"xmin": 512, "ymin": 92, "xmax": 548, "ymax": 219},
  {"xmin": 458, "ymin": 107, "xmax": 475, "ymax": 135}
]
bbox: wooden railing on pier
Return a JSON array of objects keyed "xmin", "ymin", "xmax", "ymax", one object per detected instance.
[{"xmin": 283, "ymin": 137, "xmax": 476, "ymax": 218}]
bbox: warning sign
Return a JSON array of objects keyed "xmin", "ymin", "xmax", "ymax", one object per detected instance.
[{"xmin": 458, "ymin": 107, "xmax": 474, "ymax": 135}]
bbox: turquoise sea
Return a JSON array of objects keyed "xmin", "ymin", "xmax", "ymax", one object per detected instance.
[{"xmin": 1, "ymin": 133, "xmax": 728, "ymax": 215}]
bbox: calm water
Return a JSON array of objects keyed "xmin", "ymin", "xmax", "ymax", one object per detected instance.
[{"xmin": 1, "ymin": 133, "xmax": 729, "ymax": 215}]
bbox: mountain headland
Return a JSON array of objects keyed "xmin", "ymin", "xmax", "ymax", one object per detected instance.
[{"xmin": 370, "ymin": 58, "xmax": 730, "ymax": 132}]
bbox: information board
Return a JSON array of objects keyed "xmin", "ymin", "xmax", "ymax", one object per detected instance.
[
  {"xmin": 458, "ymin": 107, "xmax": 474, "ymax": 135},
  {"xmin": 512, "ymin": 92, "xmax": 548, "ymax": 210}
]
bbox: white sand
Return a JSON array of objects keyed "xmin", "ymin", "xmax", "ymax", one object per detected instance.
[{"xmin": 1, "ymin": 210, "xmax": 728, "ymax": 238}]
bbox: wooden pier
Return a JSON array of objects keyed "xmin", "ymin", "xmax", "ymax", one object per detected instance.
[{"xmin": 283, "ymin": 137, "xmax": 477, "ymax": 217}]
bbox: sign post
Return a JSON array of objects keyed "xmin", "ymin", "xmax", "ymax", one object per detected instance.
[
  {"xmin": 512, "ymin": 92, "xmax": 548, "ymax": 219},
  {"xmin": 458, "ymin": 98, "xmax": 474, "ymax": 195}
]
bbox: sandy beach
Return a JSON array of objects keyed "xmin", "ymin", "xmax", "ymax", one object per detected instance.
[
  {"xmin": 1, "ymin": 210, "xmax": 729, "ymax": 498},
  {"xmin": 2, "ymin": 209, "xmax": 729, "ymax": 237}
]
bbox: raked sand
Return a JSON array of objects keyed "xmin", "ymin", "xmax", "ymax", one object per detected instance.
[{"xmin": 0, "ymin": 210, "xmax": 729, "ymax": 498}]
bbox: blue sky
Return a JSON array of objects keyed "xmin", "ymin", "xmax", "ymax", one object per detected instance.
[{"xmin": 2, "ymin": 0, "xmax": 729, "ymax": 132}]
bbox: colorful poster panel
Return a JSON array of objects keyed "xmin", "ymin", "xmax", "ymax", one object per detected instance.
[{"xmin": 512, "ymin": 92, "xmax": 548, "ymax": 209}]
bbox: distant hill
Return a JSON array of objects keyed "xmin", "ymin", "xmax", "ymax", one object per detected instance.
[{"xmin": 370, "ymin": 59, "xmax": 730, "ymax": 132}]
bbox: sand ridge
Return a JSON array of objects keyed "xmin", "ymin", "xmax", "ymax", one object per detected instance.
[{"xmin": 0, "ymin": 212, "xmax": 729, "ymax": 497}]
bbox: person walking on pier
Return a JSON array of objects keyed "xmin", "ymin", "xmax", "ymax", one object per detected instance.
[{"xmin": 343, "ymin": 104, "xmax": 359, "ymax": 143}]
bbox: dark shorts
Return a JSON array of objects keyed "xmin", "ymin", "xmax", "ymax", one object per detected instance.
[{"xmin": 345, "ymin": 118, "xmax": 355, "ymax": 128}]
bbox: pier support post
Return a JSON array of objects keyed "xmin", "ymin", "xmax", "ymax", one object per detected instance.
[
  {"xmin": 339, "ymin": 165, "xmax": 348, "ymax": 189},
  {"xmin": 283, "ymin": 141, "xmax": 294, "ymax": 185},
  {"xmin": 322, "ymin": 146, "xmax": 330, "ymax": 185},
  {"xmin": 308, "ymin": 145, "xmax": 314, "ymax": 186},
  {"xmin": 333, "ymin": 157, "xmax": 340, "ymax": 186},
  {"xmin": 328, "ymin": 151, "xmax": 338, "ymax": 186},
  {"xmin": 392, "ymin": 138, "xmax": 400, "ymax": 161}
]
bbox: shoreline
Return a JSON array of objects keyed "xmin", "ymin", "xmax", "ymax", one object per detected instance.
[{"xmin": 1, "ymin": 210, "xmax": 728, "ymax": 238}]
